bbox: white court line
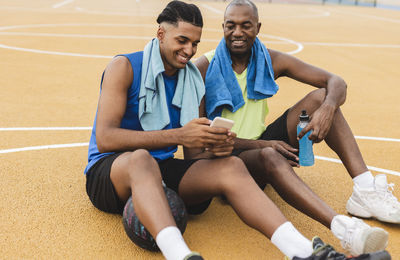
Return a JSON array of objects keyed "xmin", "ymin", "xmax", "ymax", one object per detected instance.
[
  {"xmin": 0, "ymin": 43, "xmax": 113, "ymax": 59},
  {"xmin": 0, "ymin": 23, "xmax": 156, "ymax": 31},
  {"xmin": 330, "ymin": 9, "xmax": 400, "ymax": 24},
  {"xmin": 1, "ymin": 31, "xmax": 398, "ymax": 49},
  {"xmin": 0, "ymin": 127, "xmax": 92, "ymax": 131},
  {"xmin": 200, "ymin": 4, "xmax": 224, "ymax": 14},
  {"xmin": 0, "ymin": 142, "xmax": 88, "ymax": 154},
  {"xmin": 52, "ymin": 0, "xmax": 74, "ymax": 9},
  {"xmin": 259, "ymin": 33, "xmax": 304, "ymax": 55},
  {"xmin": 0, "ymin": 142, "xmax": 398, "ymax": 177},
  {"xmin": 302, "ymin": 42, "xmax": 400, "ymax": 48},
  {"xmin": 315, "ymin": 156, "xmax": 400, "ymax": 177},
  {"xmin": 355, "ymin": 136, "xmax": 400, "ymax": 143},
  {"xmin": 0, "ymin": 23, "xmax": 304, "ymax": 57},
  {"xmin": 0, "ymin": 32, "xmax": 153, "ymax": 40}
]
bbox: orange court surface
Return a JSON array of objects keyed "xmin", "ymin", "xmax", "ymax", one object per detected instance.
[{"xmin": 0, "ymin": 0, "xmax": 399, "ymax": 259}]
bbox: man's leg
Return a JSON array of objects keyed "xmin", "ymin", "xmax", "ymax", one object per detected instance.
[
  {"xmin": 285, "ymin": 88, "xmax": 366, "ymax": 177},
  {"xmin": 237, "ymin": 147, "xmax": 388, "ymax": 255},
  {"xmin": 238, "ymin": 147, "xmax": 335, "ymax": 228},
  {"xmin": 284, "ymin": 88, "xmax": 400, "ymax": 223},
  {"xmin": 178, "ymin": 156, "xmax": 314, "ymax": 259},
  {"xmin": 110, "ymin": 149, "xmax": 193, "ymax": 260}
]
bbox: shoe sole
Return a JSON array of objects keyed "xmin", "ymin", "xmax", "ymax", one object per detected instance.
[
  {"xmin": 363, "ymin": 228, "xmax": 389, "ymax": 254},
  {"xmin": 347, "ymin": 197, "xmax": 400, "ymax": 224},
  {"xmin": 369, "ymin": 250, "xmax": 392, "ymax": 260},
  {"xmin": 346, "ymin": 197, "xmax": 372, "ymax": 218}
]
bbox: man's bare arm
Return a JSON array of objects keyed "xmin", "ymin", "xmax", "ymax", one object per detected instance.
[
  {"xmin": 96, "ymin": 56, "xmax": 229, "ymax": 153},
  {"xmin": 269, "ymin": 49, "xmax": 348, "ymax": 142},
  {"xmin": 268, "ymin": 49, "xmax": 347, "ymax": 109}
]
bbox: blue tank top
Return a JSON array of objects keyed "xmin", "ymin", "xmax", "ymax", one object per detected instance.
[{"xmin": 84, "ymin": 51, "xmax": 181, "ymax": 174}]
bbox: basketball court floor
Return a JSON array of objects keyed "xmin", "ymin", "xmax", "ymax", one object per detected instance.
[{"xmin": 0, "ymin": 0, "xmax": 399, "ymax": 259}]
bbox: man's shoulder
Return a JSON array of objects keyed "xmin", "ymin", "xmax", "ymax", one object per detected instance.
[{"xmin": 203, "ymin": 49, "xmax": 215, "ymax": 63}]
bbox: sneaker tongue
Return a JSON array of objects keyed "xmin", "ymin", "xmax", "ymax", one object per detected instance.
[{"xmin": 374, "ymin": 174, "xmax": 388, "ymax": 190}]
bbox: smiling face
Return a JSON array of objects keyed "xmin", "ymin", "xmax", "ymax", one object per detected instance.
[
  {"xmin": 223, "ymin": 4, "xmax": 261, "ymax": 57},
  {"xmin": 157, "ymin": 21, "xmax": 202, "ymax": 76}
]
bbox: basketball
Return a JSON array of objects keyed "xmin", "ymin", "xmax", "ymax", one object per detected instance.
[{"xmin": 122, "ymin": 186, "xmax": 188, "ymax": 251}]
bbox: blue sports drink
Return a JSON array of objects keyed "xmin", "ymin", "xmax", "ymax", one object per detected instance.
[{"xmin": 297, "ymin": 110, "xmax": 314, "ymax": 166}]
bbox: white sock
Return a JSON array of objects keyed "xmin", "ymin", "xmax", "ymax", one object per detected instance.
[
  {"xmin": 353, "ymin": 171, "xmax": 374, "ymax": 189},
  {"xmin": 271, "ymin": 222, "xmax": 313, "ymax": 259},
  {"xmin": 330, "ymin": 215, "xmax": 354, "ymax": 240},
  {"xmin": 155, "ymin": 226, "xmax": 192, "ymax": 260}
]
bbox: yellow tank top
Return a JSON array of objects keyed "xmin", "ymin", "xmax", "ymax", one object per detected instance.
[{"xmin": 204, "ymin": 50, "xmax": 268, "ymax": 140}]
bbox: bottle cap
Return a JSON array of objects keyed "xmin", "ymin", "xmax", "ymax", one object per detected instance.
[{"xmin": 299, "ymin": 110, "xmax": 309, "ymax": 121}]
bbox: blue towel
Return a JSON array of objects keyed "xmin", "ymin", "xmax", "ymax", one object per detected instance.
[
  {"xmin": 139, "ymin": 38, "xmax": 205, "ymax": 131},
  {"xmin": 205, "ymin": 37, "xmax": 279, "ymax": 120}
]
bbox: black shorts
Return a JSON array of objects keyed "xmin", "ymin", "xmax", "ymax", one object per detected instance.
[
  {"xmin": 86, "ymin": 153, "xmax": 212, "ymax": 215},
  {"xmin": 231, "ymin": 109, "xmax": 290, "ymax": 156}
]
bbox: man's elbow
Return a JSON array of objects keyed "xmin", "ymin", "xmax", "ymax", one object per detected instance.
[
  {"xmin": 96, "ymin": 129, "xmax": 112, "ymax": 153},
  {"xmin": 335, "ymin": 75, "xmax": 347, "ymax": 104}
]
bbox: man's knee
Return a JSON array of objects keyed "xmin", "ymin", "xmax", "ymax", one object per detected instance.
[
  {"xmin": 259, "ymin": 147, "xmax": 286, "ymax": 171},
  {"xmin": 306, "ymin": 88, "xmax": 326, "ymax": 107},
  {"xmin": 125, "ymin": 149, "xmax": 162, "ymax": 183},
  {"xmin": 216, "ymin": 156, "xmax": 252, "ymax": 187}
]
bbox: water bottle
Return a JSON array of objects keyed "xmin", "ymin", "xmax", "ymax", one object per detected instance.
[{"xmin": 297, "ymin": 110, "xmax": 314, "ymax": 166}]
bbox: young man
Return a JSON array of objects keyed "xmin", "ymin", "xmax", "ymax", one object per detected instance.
[{"xmin": 84, "ymin": 1, "xmax": 389, "ymax": 260}]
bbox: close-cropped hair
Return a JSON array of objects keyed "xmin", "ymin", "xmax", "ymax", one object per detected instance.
[
  {"xmin": 157, "ymin": 0, "xmax": 203, "ymax": 27},
  {"xmin": 226, "ymin": 0, "xmax": 259, "ymax": 20}
]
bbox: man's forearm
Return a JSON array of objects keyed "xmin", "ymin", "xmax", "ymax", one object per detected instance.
[
  {"xmin": 96, "ymin": 127, "xmax": 182, "ymax": 153},
  {"xmin": 234, "ymin": 137, "xmax": 261, "ymax": 150}
]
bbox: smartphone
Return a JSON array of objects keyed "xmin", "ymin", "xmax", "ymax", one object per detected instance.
[{"xmin": 210, "ymin": 117, "xmax": 234, "ymax": 130}]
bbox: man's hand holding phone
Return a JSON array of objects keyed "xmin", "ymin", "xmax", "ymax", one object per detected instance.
[{"xmin": 208, "ymin": 117, "xmax": 236, "ymax": 157}]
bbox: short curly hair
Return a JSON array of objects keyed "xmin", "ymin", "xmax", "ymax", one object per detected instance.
[{"xmin": 157, "ymin": 1, "xmax": 203, "ymax": 28}]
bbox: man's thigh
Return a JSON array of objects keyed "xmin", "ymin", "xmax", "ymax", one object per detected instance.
[
  {"xmin": 158, "ymin": 158, "xmax": 212, "ymax": 215},
  {"xmin": 86, "ymin": 152, "xmax": 126, "ymax": 214}
]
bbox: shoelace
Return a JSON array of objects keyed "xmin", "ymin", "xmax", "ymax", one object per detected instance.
[
  {"xmin": 313, "ymin": 243, "xmax": 346, "ymax": 260},
  {"xmin": 340, "ymin": 218, "xmax": 364, "ymax": 252},
  {"xmin": 379, "ymin": 183, "xmax": 400, "ymax": 210}
]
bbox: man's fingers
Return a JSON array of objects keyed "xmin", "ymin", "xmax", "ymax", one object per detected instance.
[
  {"xmin": 288, "ymin": 160, "xmax": 300, "ymax": 167},
  {"xmin": 281, "ymin": 142, "xmax": 298, "ymax": 153},
  {"xmin": 193, "ymin": 117, "xmax": 212, "ymax": 125},
  {"xmin": 297, "ymin": 125, "xmax": 311, "ymax": 140},
  {"xmin": 277, "ymin": 145, "xmax": 298, "ymax": 162}
]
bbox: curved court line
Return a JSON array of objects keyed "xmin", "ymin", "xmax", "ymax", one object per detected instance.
[
  {"xmin": 200, "ymin": 4, "xmax": 330, "ymax": 19},
  {"xmin": 0, "ymin": 23, "xmax": 303, "ymax": 57},
  {"xmin": 315, "ymin": 156, "xmax": 400, "ymax": 177},
  {"xmin": 0, "ymin": 142, "xmax": 398, "ymax": 177},
  {"xmin": 259, "ymin": 33, "xmax": 303, "ymax": 54},
  {"xmin": 0, "ymin": 43, "xmax": 113, "ymax": 59},
  {"xmin": 0, "ymin": 5, "xmax": 331, "ymax": 20}
]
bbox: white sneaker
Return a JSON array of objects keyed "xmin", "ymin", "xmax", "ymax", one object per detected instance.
[
  {"xmin": 347, "ymin": 174, "xmax": 400, "ymax": 223},
  {"xmin": 331, "ymin": 216, "xmax": 388, "ymax": 256}
]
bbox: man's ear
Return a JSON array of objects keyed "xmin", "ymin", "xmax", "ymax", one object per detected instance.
[
  {"xmin": 256, "ymin": 22, "xmax": 261, "ymax": 34},
  {"xmin": 157, "ymin": 25, "xmax": 165, "ymax": 42}
]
